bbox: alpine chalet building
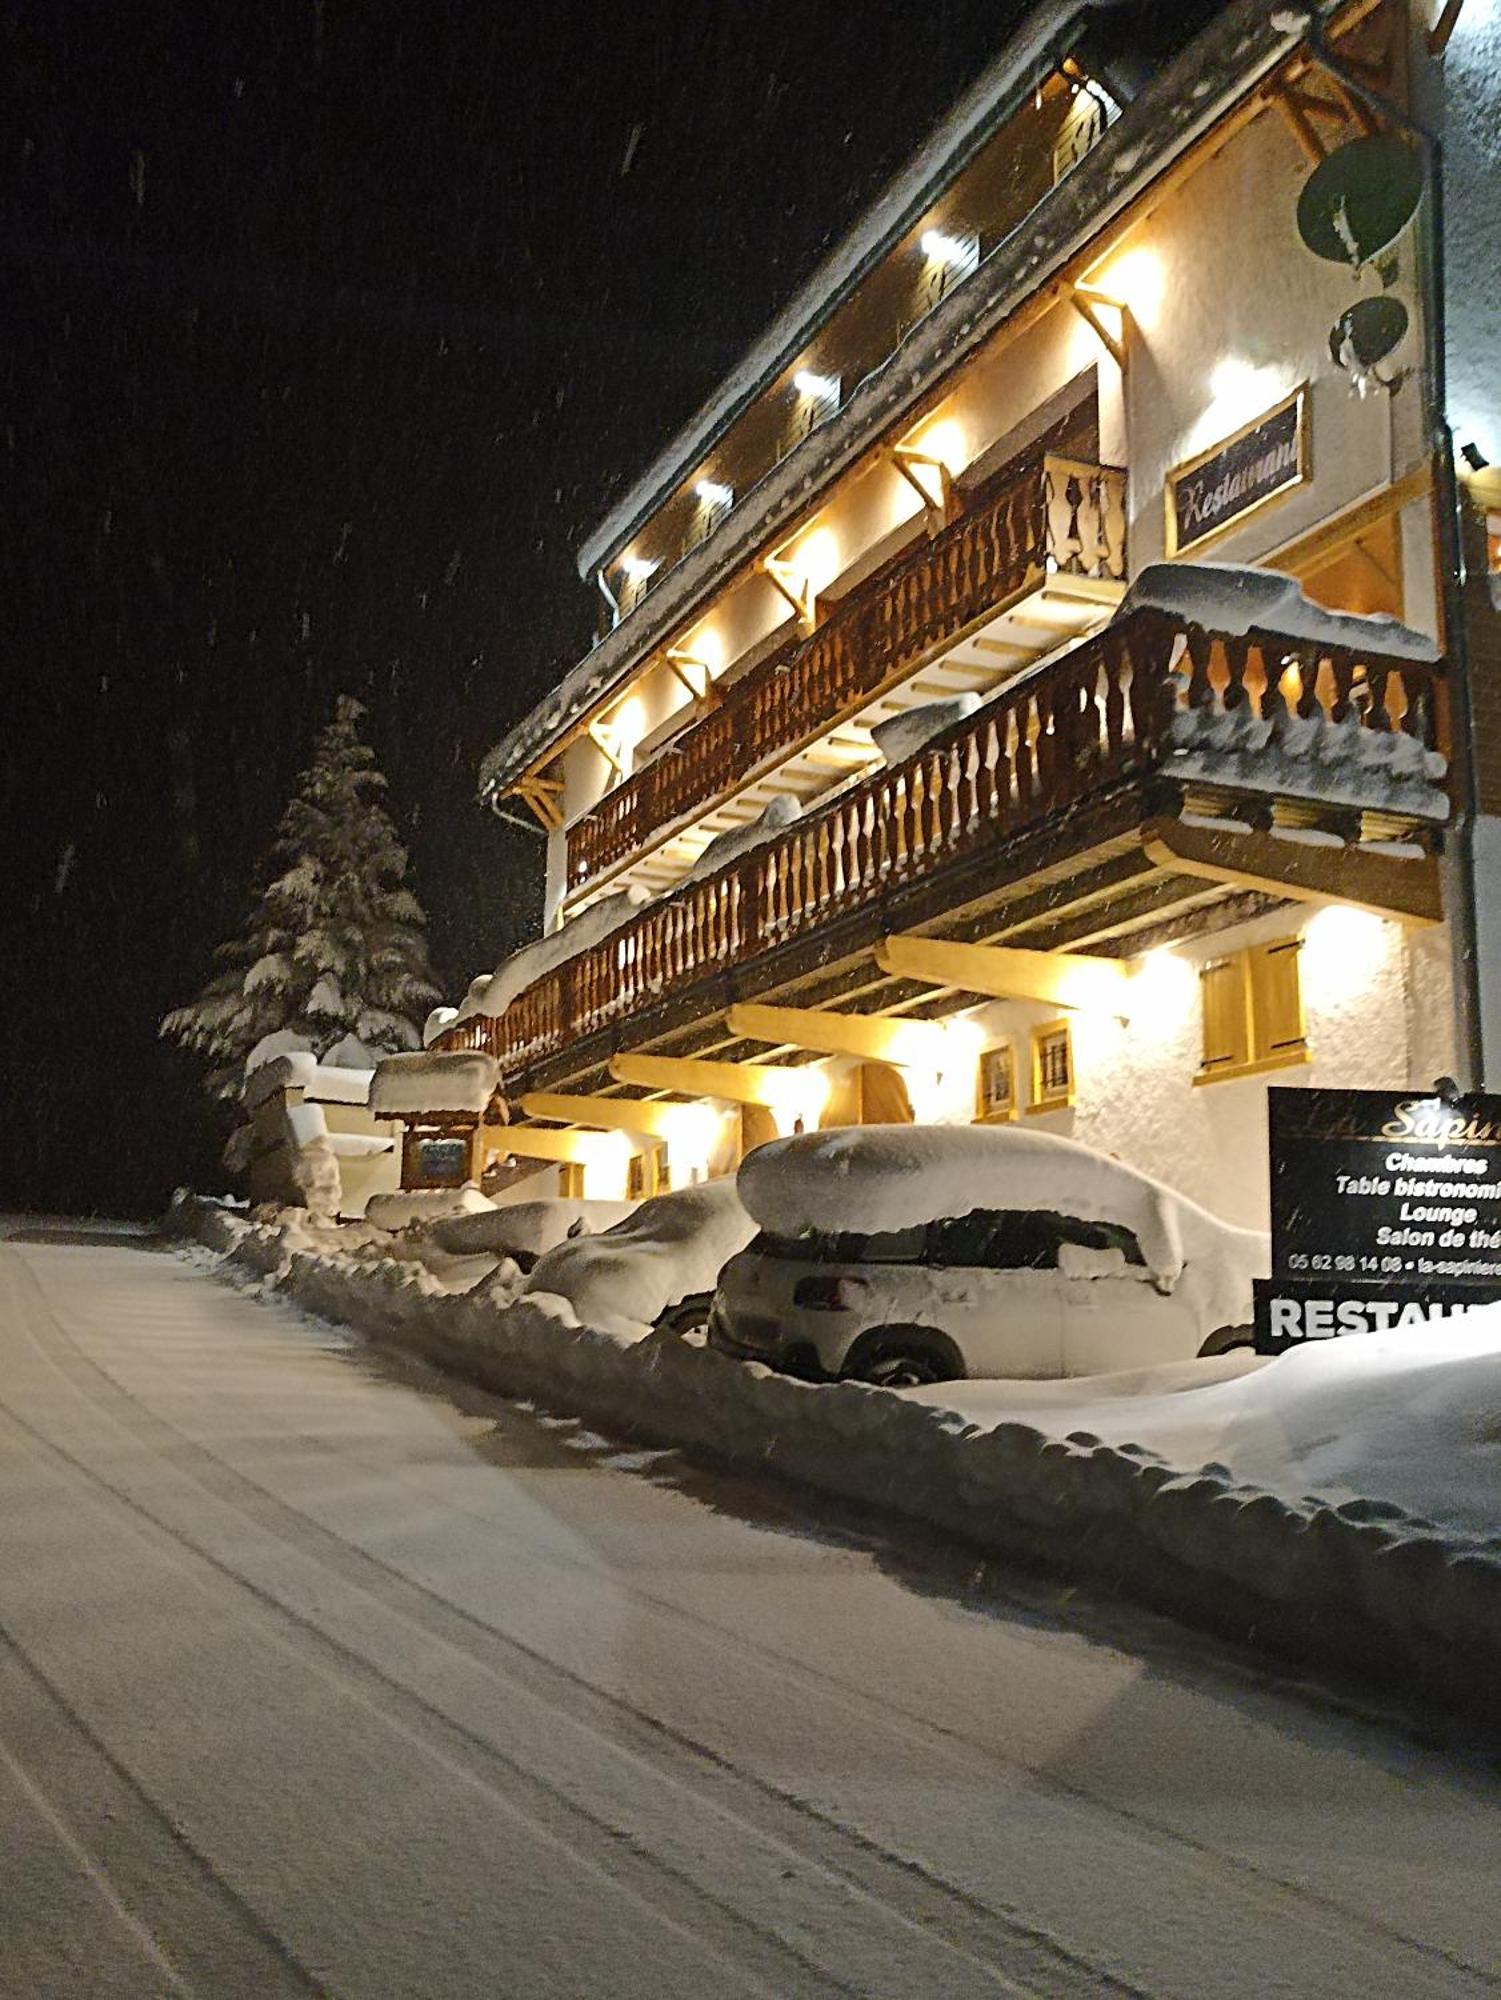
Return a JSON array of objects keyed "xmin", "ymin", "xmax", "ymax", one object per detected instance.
[{"xmin": 385, "ymin": 0, "xmax": 1501, "ymax": 1228}]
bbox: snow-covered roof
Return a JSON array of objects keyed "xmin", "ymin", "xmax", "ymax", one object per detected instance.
[
  {"xmin": 573, "ymin": 0, "xmax": 1105, "ymax": 585},
  {"xmin": 370, "ymin": 1050, "xmax": 500, "ymax": 1117},
  {"xmin": 242, "ymin": 1054, "xmax": 377, "ymax": 1111}
]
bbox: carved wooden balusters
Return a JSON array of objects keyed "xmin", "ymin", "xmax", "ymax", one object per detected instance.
[{"xmin": 566, "ymin": 451, "xmax": 1128, "ymax": 891}]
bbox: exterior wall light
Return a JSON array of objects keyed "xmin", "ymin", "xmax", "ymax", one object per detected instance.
[
  {"xmin": 619, "ymin": 554, "xmax": 658, "ymax": 581},
  {"xmin": 793, "ymin": 369, "xmax": 839, "ymax": 402},
  {"xmin": 920, "ymin": 229, "xmax": 973, "ymax": 270},
  {"xmin": 694, "ymin": 479, "xmax": 733, "ymax": 508}
]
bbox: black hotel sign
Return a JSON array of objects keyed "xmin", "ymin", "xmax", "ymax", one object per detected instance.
[
  {"xmin": 1165, "ymin": 388, "xmax": 1307, "ymax": 557},
  {"xmin": 1254, "ymin": 1087, "xmax": 1501, "ymax": 1352}
]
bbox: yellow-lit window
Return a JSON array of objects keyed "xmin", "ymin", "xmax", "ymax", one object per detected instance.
[
  {"xmin": 975, "ymin": 1044, "xmax": 1017, "ymax": 1123},
  {"xmin": 1196, "ymin": 937, "xmax": 1307, "ymax": 1084},
  {"xmin": 558, "ymin": 1162, "xmax": 585, "ymax": 1199},
  {"xmin": 1028, "ymin": 1021, "xmax": 1075, "ymax": 1113},
  {"xmin": 627, "ymin": 1144, "xmax": 667, "ymax": 1201}
]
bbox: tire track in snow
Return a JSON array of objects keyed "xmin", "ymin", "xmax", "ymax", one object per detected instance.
[
  {"xmin": 11, "ymin": 1239, "xmax": 1501, "ymax": 1998},
  {"xmin": 0, "ymin": 1244, "xmax": 1117, "ymax": 2000}
]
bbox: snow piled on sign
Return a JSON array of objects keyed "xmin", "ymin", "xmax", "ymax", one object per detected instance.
[
  {"xmin": 172, "ymin": 1191, "xmax": 1501, "ymax": 1721},
  {"xmin": 520, "ymin": 1178, "xmax": 756, "ymax": 1334},
  {"xmin": 370, "ymin": 1050, "xmax": 499, "ymax": 1115},
  {"xmin": 1117, "ymin": 561, "xmax": 1440, "ymax": 660}
]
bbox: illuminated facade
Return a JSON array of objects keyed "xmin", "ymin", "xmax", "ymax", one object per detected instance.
[{"xmin": 406, "ymin": 0, "xmax": 1501, "ymax": 1226}]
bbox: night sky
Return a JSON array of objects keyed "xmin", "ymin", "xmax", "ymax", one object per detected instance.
[{"xmin": 3, "ymin": 0, "xmax": 1028, "ymax": 1216}]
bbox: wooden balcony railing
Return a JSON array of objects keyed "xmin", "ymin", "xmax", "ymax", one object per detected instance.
[
  {"xmin": 566, "ymin": 450, "xmax": 1128, "ymax": 894},
  {"xmin": 440, "ymin": 607, "xmax": 1444, "ymax": 1080}
]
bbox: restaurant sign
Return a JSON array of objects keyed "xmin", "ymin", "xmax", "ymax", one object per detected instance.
[
  {"xmin": 1253, "ymin": 1086, "xmax": 1501, "ymax": 1352},
  {"xmin": 1165, "ymin": 387, "xmax": 1308, "ymax": 557}
]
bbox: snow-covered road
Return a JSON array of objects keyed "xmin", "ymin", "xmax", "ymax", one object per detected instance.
[{"xmin": 1, "ymin": 1230, "xmax": 1497, "ymax": 2000}]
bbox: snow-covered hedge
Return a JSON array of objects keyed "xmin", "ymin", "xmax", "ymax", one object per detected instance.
[{"xmin": 169, "ymin": 1194, "xmax": 1501, "ymax": 1728}]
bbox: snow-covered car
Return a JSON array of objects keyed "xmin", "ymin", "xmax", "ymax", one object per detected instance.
[
  {"xmin": 710, "ymin": 1126, "xmax": 1268, "ymax": 1386},
  {"xmin": 520, "ymin": 1176, "xmax": 756, "ymax": 1337}
]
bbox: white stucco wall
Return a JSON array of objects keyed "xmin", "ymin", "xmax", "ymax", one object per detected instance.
[{"xmin": 1112, "ymin": 101, "xmax": 1424, "ymax": 583}]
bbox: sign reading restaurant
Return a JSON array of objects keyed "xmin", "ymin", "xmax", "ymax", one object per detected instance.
[
  {"xmin": 1165, "ymin": 388, "xmax": 1308, "ymax": 557},
  {"xmin": 1253, "ymin": 1086, "xmax": 1501, "ymax": 1352}
]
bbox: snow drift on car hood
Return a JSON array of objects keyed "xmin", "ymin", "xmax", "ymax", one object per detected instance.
[{"xmin": 738, "ymin": 1125, "xmax": 1267, "ymax": 1308}]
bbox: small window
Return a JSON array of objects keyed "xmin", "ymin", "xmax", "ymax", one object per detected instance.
[
  {"xmin": 1196, "ymin": 937, "xmax": 1307, "ymax": 1084},
  {"xmin": 1028, "ymin": 1021, "xmax": 1075, "ymax": 1113},
  {"xmin": 975, "ymin": 1044, "xmax": 1017, "ymax": 1123},
  {"xmin": 558, "ymin": 1162, "xmax": 585, "ymax": 1200},
  {"xmin": 626, "ymin": 1144, "xmax": 667, "ymax": 1201}
]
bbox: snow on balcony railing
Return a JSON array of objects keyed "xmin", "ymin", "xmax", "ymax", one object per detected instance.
[{"xmin": 440, "ymin": 605, "xmax": 1445, "ymax": 1080}]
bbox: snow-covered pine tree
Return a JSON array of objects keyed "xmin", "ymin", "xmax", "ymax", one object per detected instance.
[{"xmin": 161, "ymin": 695, "xmax": 441, "ymax": 1103}]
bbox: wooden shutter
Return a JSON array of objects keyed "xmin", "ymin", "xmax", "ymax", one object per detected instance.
[
  {"xmin": 558, "ymin": 1162, "xmax": 585, "ymax": 1199},
  {"xmin": 1250, "ymin": 939, "xmax": 1306, "ymax": 1061},
  {"xmin": 1030, "ymin": 1021, "xmax": 1075, "ymax": 1109},
  {"xmin": 1199, "ymin": 956, "xmax": 1251, "ymax": 1075},
  {"xmin": 858, "ymin": 1061, "xmax": 915, "ymax": 1126}
]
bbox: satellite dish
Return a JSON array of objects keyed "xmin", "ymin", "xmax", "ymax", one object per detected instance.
[
  {"xmin": 1329, "ymin": 295, "xmax": 1412, "ymax": 397},
  {"xmin": 1297, "ymin": 133, "xmax": 1423, "ymax": 270},
  {"xmin": 1328, "ymin": 295, "xmax": 1409, "ymax": 369}
]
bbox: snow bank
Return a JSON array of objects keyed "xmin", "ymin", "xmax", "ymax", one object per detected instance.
[
  {"xmin": 370, "ymin": 1050, "xmax": 499, "ymax": 1116},
  {"xmin": 684, "ymin": 795, "xmax": 800, "ymax": 885},
  {"xmin": 1117, "ymin": 561, "xmax": 1441, "ymax": 661},
  {"xmin": 872, "ymin": 694, "xmax": 980, "ymax": 768},
  {"xmin": 912, "ymin": 1322, "xmax": 1501, "ymax": 1539},
  {"xmin": 737, "ymin": 1124, "xmax": 1266, "ymax": 1327},
  {"xmin": 521, "ymin": 1178, "xmax": 756, "ymax": 1334},
  {"xmin": 169, "ymin": 1192, "xmax": 1501, "ymax": 1726},
  {"xmin": 365, "ymin": 1184, "xmax": 494, "ymax": 1232},
  {"xmin": 429, "ymin": 1198, "xmax": 637, "ymax": 1262}
]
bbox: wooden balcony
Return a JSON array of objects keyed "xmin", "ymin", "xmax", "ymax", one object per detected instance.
[
  {"xmin": 441, "ymin": 606, "xmax": 1446, "ymax": 1085},
  {"xmin": 566, "ymin": 450, "xmax": 1128, "ymax": 898}
]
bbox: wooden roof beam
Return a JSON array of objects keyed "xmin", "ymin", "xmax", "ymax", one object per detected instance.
[
  {"xmin": 875, "ymin": 934, "xmax": 1131, "ymax": 1014},
  {"xmin": 1140, "ymin": 817, "xmax": 1441, "ymax": 926},
  {"xmin": 725, "ymin": 1001, "xmax": 949, "ymax": 1068}
]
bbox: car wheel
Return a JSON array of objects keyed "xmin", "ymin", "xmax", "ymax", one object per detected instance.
[
  {"xmin": 1198, "ymin": 1323, "xmax": 1255, "ymax": 1358},
  {"xmin": 842, "ymin": 1325, "xmax": 963, "ymax": 1389}
]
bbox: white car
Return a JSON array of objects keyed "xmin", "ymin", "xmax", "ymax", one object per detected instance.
[{"xmin": 710, "ymin": 1125, "xmax": 1268, "ymax": 1386}]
